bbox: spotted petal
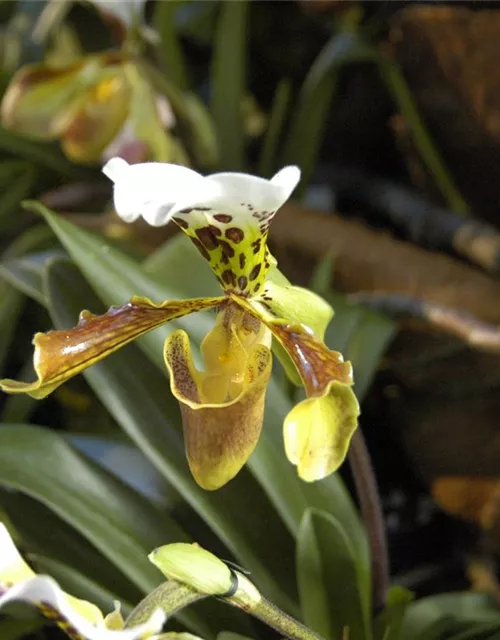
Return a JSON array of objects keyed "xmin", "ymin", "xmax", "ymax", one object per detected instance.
[
  {"xmin": 164, "ymin": 304, "xmax": 272, "ymax": 490},
  {"xmin": 103, "ymin": 159, "xmax": 300, "ymax": 295},
  {"xmin": 235, "ymin": 295, "xmax": 359, "ymax": 481},
  {"xmin": 0, "ymin": 296, "xmax": 223, "ymax": 399}
]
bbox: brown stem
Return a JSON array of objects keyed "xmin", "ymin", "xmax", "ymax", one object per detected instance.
[{"xmin": 348, "ymin": 429, "xmax": 389, "ymax": 614}]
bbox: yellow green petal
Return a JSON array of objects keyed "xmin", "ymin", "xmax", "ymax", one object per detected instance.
[
  {"xmin": 252, "ymin": 277, "xmax": 334, "ymax": 385},
  {"xmin": 1, "ymin": 54, "xmax": 122, "ymax": 140},
  {"xmin": 1, "ymin": 60, "xmax": 87, "ymax": 138},
  {"xmin": 60, "ymin": 68, "xmax": 131, "ymax": 163},
  {"xmin": 234, "ymin": 295, "xmax": 353, "ymax": 395},
  {"xmin": 0, "ymin": 295, "xmax": 223, "ymax": 399},
  {"xmin": 234, "ymin": 295, "xmax": 359, "ymax": 480},
  {"xmin": 284, "ymin": 381, "xmax": 360, "ymax": 481},
  {"xmin": 164, "ymin": 304, "xmax": 272, "ymax": 490}
]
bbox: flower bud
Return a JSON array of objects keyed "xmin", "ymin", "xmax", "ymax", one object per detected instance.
[{"xmin": 149, "ymin": 544, "xmax": 234, "ymax": 596}]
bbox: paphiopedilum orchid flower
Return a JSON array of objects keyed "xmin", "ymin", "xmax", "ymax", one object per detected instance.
[
  {"xmin": 0, "ymin": 523, "xmax": 165, "ymax": 640},
  {"xmin": 0, "ymin": 160, "xmax": 359, "ymax": 490},
  {"xmin": 1, "ymin": 54, "xmax": 178, "ymax": 164}
]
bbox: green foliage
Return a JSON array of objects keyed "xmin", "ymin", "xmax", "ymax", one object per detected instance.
[{"xmin": 0, "ymin": 3, "xmax": 493, "ymax": 640}]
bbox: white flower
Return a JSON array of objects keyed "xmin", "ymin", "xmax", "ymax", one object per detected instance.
[
  {"xmin": 0, "ymin": 523, "xmax": 165, "ymax": 640},
  {"xmin": 102, "ymin": 158, "xmax": 300, "ymax": 228},
  {"xmin": 90, "ymin": 0, "xmax": 146, "ymax": 26}
]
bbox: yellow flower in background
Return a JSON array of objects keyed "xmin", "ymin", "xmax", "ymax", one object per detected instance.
[
  {"xmin": 0, "ymin": 160, "xmax": 359, "ymax": 489},
  {"xmin": 0, "ymin": 523, "xmax": 165, "ymax": 640},
  {"xmin": 0, "ymin": 53, "xmax": 180, "ymax": 164}
]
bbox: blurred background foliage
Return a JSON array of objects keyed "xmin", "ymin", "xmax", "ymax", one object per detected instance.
[{"xmin": 2, "ymin": 0, "xmax": 500, "ymax": 639}]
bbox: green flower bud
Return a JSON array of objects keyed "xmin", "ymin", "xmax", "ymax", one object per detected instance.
[{"xmin": 149, "ymin": 544, "xmax": 234, "ymax": 596}]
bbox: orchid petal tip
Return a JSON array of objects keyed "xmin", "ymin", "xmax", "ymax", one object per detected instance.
[{"xmin": 102, "ymin": 157, "xmax": 129, "ymax": 181}]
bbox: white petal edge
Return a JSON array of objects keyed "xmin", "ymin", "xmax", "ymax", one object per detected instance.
[
  {"xmin": 0, "ymin": 575, "xmax": 166, "ymax": 640},
  {"xmin": 103, "ymin": 158, "xmax": 218, "ymax": 226},
  {"xmin": 103, "ymin": 159, "xmax": 301, "ymax": 227},
  {"xmin": 91, "ymin": 0, "xmax": 145, "ymax": 26}
]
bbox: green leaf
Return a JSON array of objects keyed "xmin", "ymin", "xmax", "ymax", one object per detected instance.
[
  {"xmin": 211, "ymin": 1, "xmax": 248, "ymax": 170},
  {"xmin": 0, "ymin": 162, "xmax": 37, "ymax": 232},
  {"xmin": 374, "ymin": 586, "xmax": 414, "ymax": 640},
  {"xmin": 309, "ymin": 252, "xmax": 335, "ymax": 298},
  {"xmin": 0, "ymin": 617, "xmax": 43, "ymax": 640},
  {"xmin": 282, "ymin": 17, "xmax": 374, "ymax": 189},
  {"xmin": 26, "ymin": 201, "xmax": 213, "ymax": 357},
  {"xmin": 45, "ymin": 259, "xmax": 299, "ymax": 615},
  {"xmin": 259, "ymin": 78, "xmax": 292, "ymax": 177},
  {"xmin": 0, "ymin": 490, "xmax": 143, "ymax": 606},
  {"xmin": 1, "ymin": 256, "xmax": 48, "ymax": 306},
  {"xmin": 0, "ymin": 126, "xmax": 89, "ymax": 178},
  {"xmin": 218, "ymin": 633, "xmax": 254, "ymax": 640},
  {"xmin": 0, "ymin": 424, "xmax": 187, "ymax": 595},
  {"xmin": 153, "ymin": 0, "xmax": 189, "ymax": 91},
  {"xmin": 0, "ymin": 285, "xmax": 23, "ymax": 368},
  {"xmin": 296, "ymin": 508, "xmax": 371, "ymax": 640},
  {"xmin": 401, "ymin": 593, "xmax": 500, "ymax": 640},
  {"xmin": 345, "ymin": 307, "xmax": 396, "ymax": 402},
  {"xmin": 378, "ymin": 57, "xmax": 468, "ymax": 216},
  {"xmin": 143, "ymin": 233, "xmax": 220, "ymax": 299}
]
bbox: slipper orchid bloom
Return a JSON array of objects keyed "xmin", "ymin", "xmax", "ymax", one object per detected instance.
[
  {"xmin": 0, "ymin": 523, "xmax": 165, "ymax": 639},
  {"xmin": 0, "ymin": 159, "xmax": 359, "ymax": 489}
]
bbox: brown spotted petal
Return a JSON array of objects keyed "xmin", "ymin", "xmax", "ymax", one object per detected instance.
[
  {"xmin": 164, "ymin": 305, "xmax": 272, "ymax": 490},
  {"xmin": 235, "ymin": 295, "xmax": 360, "ymax": 481},
  {"xmin": 103, "ymin": 160, "xmax": 300, "ymax": 296},
  {"xmin": 0, "ymin": 295, "xmax": 223, "ymax": 399}
]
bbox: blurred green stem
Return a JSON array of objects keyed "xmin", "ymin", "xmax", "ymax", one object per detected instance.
[
  {"xmin": 378, "ymin": 55, "xmax": 469, "ymax": 216},
  {"xmin": 259, "ymin": 78, "xmax": 292, "ymax": 177},
  {"xmin": 249, "ymin": 597, "xmax": 326, "ymax": 640},
  {"xmin": 348, "ymin": 429, "xmax": 388, "ymax": 614},
  {"xmin": 153, "ymin": 1, "xmax": 189, "ymax": 91},
  {"xmin": 125, "ymin": 580, "xmax": 205, "ymax": 628}
]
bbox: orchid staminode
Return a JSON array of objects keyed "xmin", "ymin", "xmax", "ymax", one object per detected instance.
[
  {"xmin": 0, "ymin": 523, "xmax": 165, "ymax": 640},
  {"xmin": 0, "ymin": 160, "xmax": 359, "ymax": 490}
]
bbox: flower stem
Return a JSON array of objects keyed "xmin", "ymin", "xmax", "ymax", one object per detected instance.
[
  {"xmin": 248, "ymin": 597, "xmax": 326, "ymax": 640},
  {"xmin": 124, "ymin": 580, "xmax": 205, "ymax": 628},
  {"xmin": 378, "ymin": 55, "xmax": 469, "ymax": 216},
  {"xmin": 348, "ymin": 429, "xmax": 389, "ymax": 614}
]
